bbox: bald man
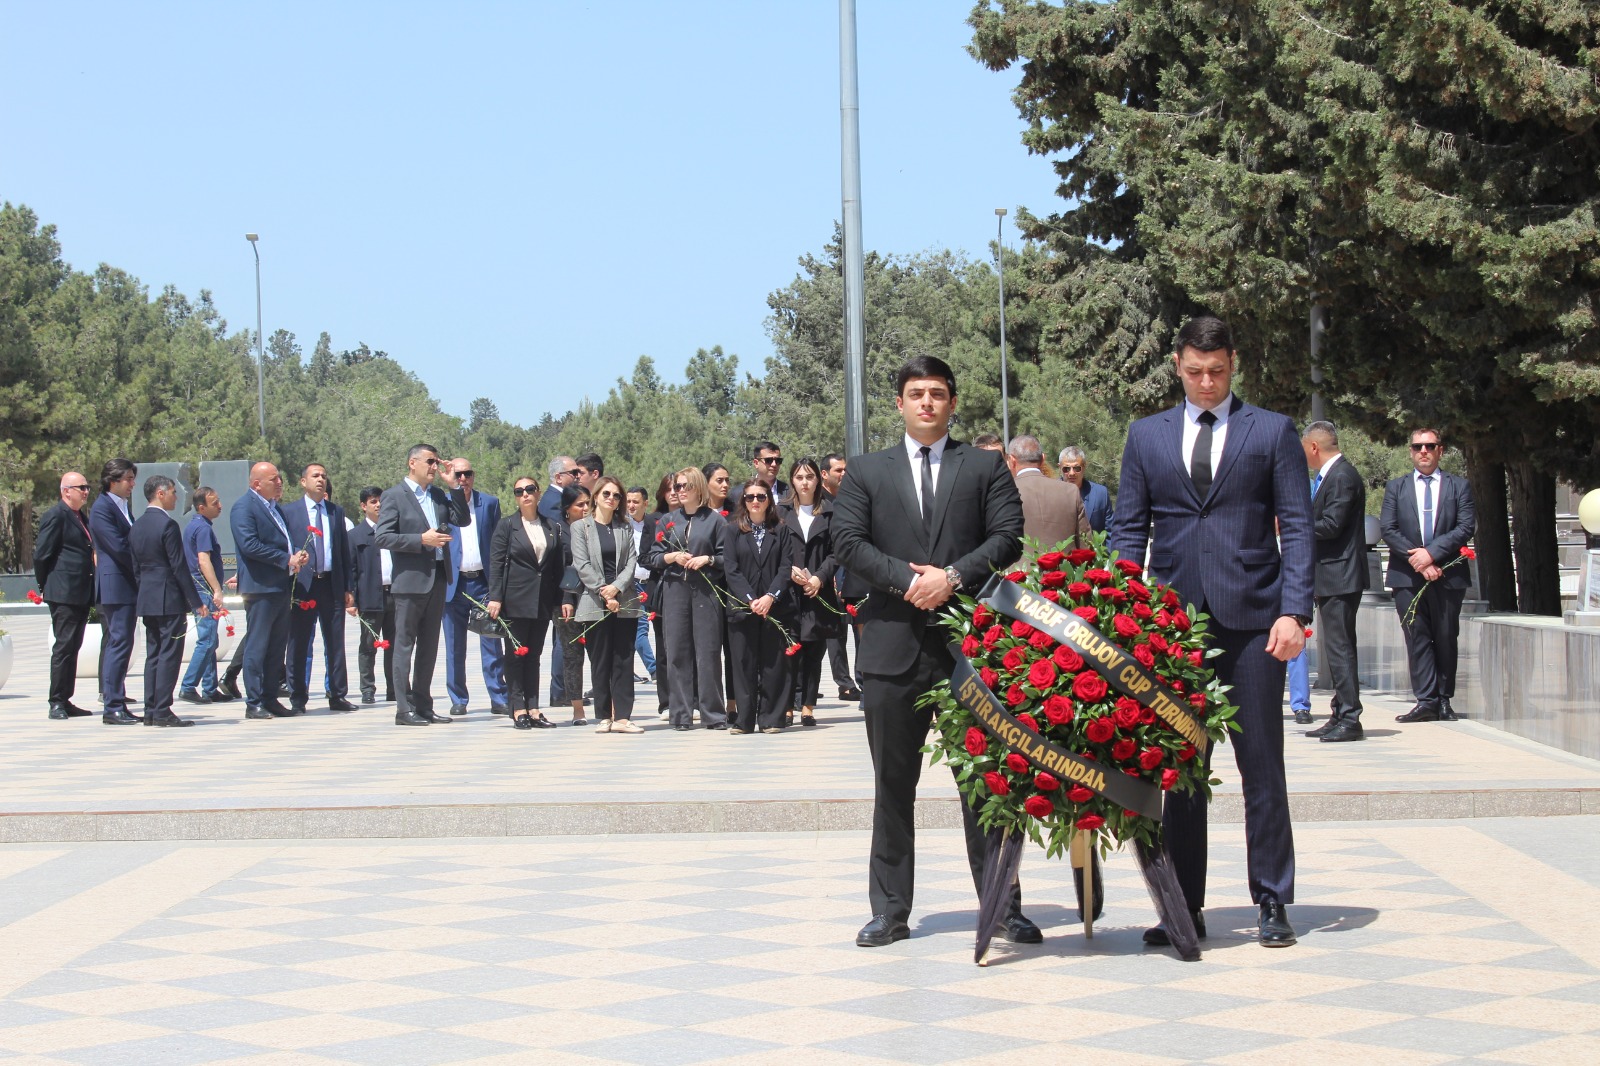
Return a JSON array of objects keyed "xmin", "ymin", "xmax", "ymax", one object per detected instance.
[
  {"xmin": 36, "ymin": 472, "xmax": 98, "ymax": 719},
  {"xmin": 230, "ymin": 462, "xmax": 309, "ymax": 720}
]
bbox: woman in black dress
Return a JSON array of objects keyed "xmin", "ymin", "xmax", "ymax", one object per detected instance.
[
  {"xmin": 782, "ymin": 458, "xmax": 840, "ymax": 728},
  {"xmin": 486, "ymin": 475, "xmax": 564, "ymax": 729},
  {"xmin": 722, "ymin": 477, "xmax": 798, "ymax": 734}
]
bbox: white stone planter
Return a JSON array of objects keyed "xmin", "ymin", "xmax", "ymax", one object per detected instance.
[
  {"xmin": 0, "ymin": 633, "xmax": 13, "ymax": 692},
  {"xmin": 77, "ymin": 623, "xmax": 102, "ymax": 679}
]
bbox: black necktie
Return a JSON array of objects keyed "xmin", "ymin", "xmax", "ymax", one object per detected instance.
[
  {"xmin": 315, "ymin": 503, "xmax": 327, "ymax": 574},
  {"xmin": 1191, "ymin": 410, "xmax": 1217, "ymax": 499},
  {"xmin": 1421, "ymin": 475, "xmax": 1435, "ymax": 543},
  {"xmin": 919, "ymin": 445, "xmax": 935, "ymax": 538}
]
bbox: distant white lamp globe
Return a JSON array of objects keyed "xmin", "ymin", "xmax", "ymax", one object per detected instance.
[{"xmin": 1580, "ymin": 489, "xmax": 1600, "ymax": 536}]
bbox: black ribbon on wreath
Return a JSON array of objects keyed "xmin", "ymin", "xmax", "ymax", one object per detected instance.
[{"xmin": 952, "ymin": 574, "xmax": 1206, "ymax": 962}]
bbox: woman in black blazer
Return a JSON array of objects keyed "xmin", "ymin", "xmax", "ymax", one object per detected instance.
[
  {"xmin": 723, "ymin": 477, "xmax": 799, "ymax": 734},
  {"xmin": 644, "ymin": 467, "xmax": 727, "ymax": 731},
  {"xmin": 487, "ymin": 476, "xmax": 566, "ymax": 729},
  {"xmin": 782, "ymin": 458, "xmax": 841, "ymax": 728}
]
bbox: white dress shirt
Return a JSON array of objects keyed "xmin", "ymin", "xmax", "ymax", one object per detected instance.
[
  {"xmin": 1313, "ymin": 453, "xmax": 1342, "ymax": 496},
  {"xmin": 1181, "ymin": 393, "xmax": 1233, "ymax": 477},
  {"xmin": 1412, "ymin": 469, "xmax": 1440, "ymax": 542},
  {"xmin": 904, "ymin": 433, "xmax": 950, "ymax": 517},
  {"xmin": 366, "ymin": 518, "xmax": 393, "ymax": 586},
  {"xmin": 796, "ymin": 502, "xmax": 815, "ymax": 540},
  {"xmin": 302, "ymin": 496, "xmax": 333, "ymax": 573},
  {"xmin": 250, "ymin": 489, "xmax": 293, "ymax": 555},
  {"xmin": 405, "ymin": 477, "xmax": 441, "ymax": 560},
  {"xmin": 629, "ymin": 517, "xmax": 649, "ymax": 583},
  {"xmin": 458, "ymin": 493, "xmax": 483, "ymax": 573}
]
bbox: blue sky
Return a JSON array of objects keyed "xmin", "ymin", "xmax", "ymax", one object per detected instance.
[{"xmin": 1, "ymin": 1, "xmax": 1061, "ymax": 423}]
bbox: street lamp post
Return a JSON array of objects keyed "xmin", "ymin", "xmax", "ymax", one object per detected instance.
[
  {"xmin": 245, "ymin": 234, "xmax": 265, "ymax": 439},
  {"xmin": 995, "ymin": 208, "xmax": 1010, "ymax": 444}
]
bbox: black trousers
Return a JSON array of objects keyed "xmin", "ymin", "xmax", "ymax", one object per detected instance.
[
  {"xmin": 1163, "ymin": 621, "xmax": 1295, "ymax": 909},
  {"xmin": 862, "ymin": 629, "xmax": 1020, "ymax": 926},
  {"xmin": 241, "ymin": 592, "xmax": 291, "ymax": 710},
  {"xmin": 48, "ymin": 601, "xmax": 90, "ymax": 706},
  {"xmin": 728, "ymin": 613, "xmax": 792, "ymax": 731},
  {"xmin": 792, "ymin": 639, "xmax": 827, "ymax": 709},
  {"xmin": 503, "ymin": 616, "xmax": 549, "ymax": 710},
  {"xmin": 651, "ymin": 610, "xmax": 670, "ymax": 711},
  {"xmin": 585, "ymin": 612, "xmax": 636, "ymax": 721},
  {"xmin": 1315, "ymin": 591, "xmax": 1363, "ymax": 717},
  {"xmin": 1393, "ymin": 583, "xmax": 1466, "ymax": 705},
  {"xmin": 392, "ymin": 563, "xmax": 448, "ymax": 718},
  {"xmin": 141, "ymin": 613, "xmax": 187, "ymax": 716},
  {"xmin": 827, "ymin": 627, "xmax": 862, "ymax": 692},
  {"xmin": 662, "ymin": 577, "xmax": 725, "ymax": 727},
  {"xmin": 356, "ymin": 597, "xmax": 395, "ymax": 699},
  {"xmin": 288, "ymin": 573, "xmax": 348, "ymax": 703}
]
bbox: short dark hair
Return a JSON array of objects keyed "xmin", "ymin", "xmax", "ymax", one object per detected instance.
[
  {"xmin": 732, "ymin": 478, "xmax": 780, "ymax": 533},
  {"xmin": 972, "ymin": 432, "xmax": 1003, "ymax": 450},
  {"xmin": 895, "ymin": 355, "xmax": 957, "ymax": 398},
  {"xmin": 100, "ymin": 458, "xmax": 136, "ymax": 493},
  {"xmin": 407, "ymin": 443, "xmax": 439, "ymax": 462},
  {"xmin": 752, "ymin": 440, "xmax": 780, "ymax": 459},
  {"xmin": 302, "ymin": 462, "xmax": 326, "ymax": 477},
  {"xmin": 1410, "ymin": 427, "xmax": 1443, "ymax": 444},
  {"xmin": 626, "ymin": 486, "xmax": 648, "ymax": 500},
  {"xmin": 1174, "ymin": 315, "xmax": 1235, "ymax": 355},
  {"xmin": 143, "ymin": 474, "xmax": 175, "ymax": 502},
  {"xmin": 359, "ymin": 485, "xmax": 384, "ymax": 504},
  {"xmin": 559, "ymin": 483, "xmax": 592, "ymax": 518},
  {"xmin": 822, "ymin": 452, "xmax": 846, "ymax": 469},
  {"xmin": 193, "ymin": 485, "xmax": 217, "ymax": 509},
  {"xmin": 575, "ymin": 452, "xmax": 604, "ymax": 476},
  {"xmin": 655, "ymin": 473, "xmax": 674, "ymax": 514}
]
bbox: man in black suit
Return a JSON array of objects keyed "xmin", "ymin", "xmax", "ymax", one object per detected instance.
[
  {"xmin": 832, "ymin": 355, "xmax": 1033, "ymax": 949},
  {"xmin": 1380, "ymin": 428, "xmax": 1476, "ymax": 723},
  {"xmin": 231, "ymin": 462, "xmax": 309, "ymax": 720},
  {"xmin": 820, "ymin": 453, "xmax": 863, "ymax": 702},
  {"xmin": 285, "ymin": 463, "xmax": 356, "ymax": 713},
  {"xmin": 349, "ymin": 486, "xmax": 395, "ymax": 704},
  {"xmin": 375, "ymin": 443, "xmax": 470, "ymax": 726},
  {"xmin": 129, "ymin": 476, "xmax": 208, "ymax": 727},
  {"xmin": 1109, "ymin": 316, "xmax": 1313, "ymax": 948},
  {"xmin": 35, "ymin": 471, "xmax": 97, "ymax": 719},
  {"xmin": 1300, "ymin": 422, "xmax": 1369, "ymax": 742},
  {"xmin": 89, "ymin": 458, "xmax": 141, "ymax": 724}
]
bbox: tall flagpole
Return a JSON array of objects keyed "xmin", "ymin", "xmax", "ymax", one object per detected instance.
[{"xmin": 840, "ymin": 0, "xmax": 867, "ymax": 457}]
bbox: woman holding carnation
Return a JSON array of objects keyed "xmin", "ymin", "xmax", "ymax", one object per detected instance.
[
  {"xmin": 571, "ymin": 475, "xmax": 644, "ymax": 734},
  {"xmin": 646, "ymin": 467, "xmax": 728, "ymax": 730},
  {"xmin": 487, "ymin": 475, "xmax": 564, "ymax": 729},
  {"xmin": 723, "ymin": 478, "xmax": 798, "ymax": 733},
  {"xmin": 554, "ymin": 484, "xmax": 593, "ymax": 726},
  {"xmin": 645, "ymin": 473, "xmax": 677, "ymax": 720},
  {"xmin": 782, "ymin": 458, "xmax": 839, "ymax": 728}
]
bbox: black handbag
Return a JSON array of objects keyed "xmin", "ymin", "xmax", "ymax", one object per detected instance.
[
  {"xmin": 465, "ymin": 606, "xmax": 500, "ymax": 636},
  {"xmin": 559, "ymin": 566, "xmax": 583, "ymax": 593}
]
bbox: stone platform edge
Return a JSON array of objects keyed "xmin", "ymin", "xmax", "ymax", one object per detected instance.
[{"xmin": 2, "ymin": 789, "xmax": 1597, "ymax": 842}]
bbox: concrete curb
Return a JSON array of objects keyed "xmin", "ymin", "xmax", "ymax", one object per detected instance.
[{"xmin": 2, "ymin": 788, "xmax": 1596, "ymax": 842}]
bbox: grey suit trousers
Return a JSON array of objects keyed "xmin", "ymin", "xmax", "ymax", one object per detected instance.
[
  {"xmin": 393, "ymin": 561, "xmax": 448, "ymax": 717},
  {"xmin": 662, "ymin": 575, "xmax": 725, "ymax": 727}
]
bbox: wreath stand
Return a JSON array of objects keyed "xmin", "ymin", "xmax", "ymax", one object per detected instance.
[{"xmin": 1070, "ymin": 829, "xmax": 1099, "ymax": 938}]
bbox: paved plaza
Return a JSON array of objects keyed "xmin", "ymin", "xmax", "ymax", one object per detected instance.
[{"xmin": 1, "ymin": 610, "xmax": 1599, "ymax": 1062}]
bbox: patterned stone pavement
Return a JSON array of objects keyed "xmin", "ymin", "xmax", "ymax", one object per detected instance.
[{"xmin": 1, "ymin": 819, "xmax": 1598, "ymax": 1065}]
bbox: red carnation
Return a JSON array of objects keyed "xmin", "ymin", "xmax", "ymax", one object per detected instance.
[
  {"xmin": 1113, "ymin": 702, "xmax": 1141, "ymax": 730},
  {"xmin": 1010, "ymin": 619, "xmax": 1033, "ymax": 639},
  {"xmin": 1040, "ymin": 589, "xmax": 1060, "ymax": 603},
  {"xmin": 578, "ymin": 637, "xmax": 586, "ymax": 644},
  {"xmin": 1036, "ymin": 551, "xmax": 1066, "ymax": 571},
  {"xmin": 1178, "ymin": 742, "xmax": 1197, "ymax": 762},
  {"xmin": 980, "ymin": 666, "xmax": 999, "ymax": 690},
  {"xmin": 307, "ymin": 525, "xmax": 323, "ymax": 536},
  {"xmin": 374, "ymin": 639, "xmax": 390, "ymax": 649},
  {"xmin": 1067, "ymin": 785, "xmax": 1093, "ymax": 803},
  {"xmin": 300, "ymin": 599, "xmax": 316, "ymax": 611},
  {"xmin": 1016, "ymin": 713, "xmax": 1040, "ymax": 732},
  {"xmin": 1113, "ymin": 614, "xmax": 1141, "ymax": 638},
  {"xmin": 1085, "ymin": 717, "xmax": 1115, "ymax": 744},
  {"xmin": 1134, "ymin": 644, "xmax": 1155, "ymax": 668},
  {"xmin": 1161, "ymin": 768, "xmax": 1180, "ymax": 790},
  {"xmin": 982, "ymin": 624, "xmax": 1005, "ymax": 651},
  {"xmin": 1004, "ymin": 570, "xmax": 1027, "ymax": 583},
  {"xmin": 1005, "ymin": 684, "xmax": 1026, "ymax": 707},
  {"xmin": 27, "ymin": 589, "xmax": 44, "ymax": 604},
  {"xmin": 973, "ymin": 605, "xmax": 993, "ymax": 629},
  {"xmin": 1043, "ymin": 694, "xmax": 1074, "ymax": 724},
  {"xmin": 984, "ymin": 771, "xmax": 1010, "ymax": 796},
  {"xmin": 225, "ymin": 626, "xmax": 236, "ymax": 637},
  {"xmin": 1028, "ymin": 629, "xmax": 1054, "ymax": 650},
  {"xmin": 1067, "ymin": 582, "xmax": 1093, "ymax": 601},
  {"xmin": 1072, "ymin": 671, "xmax": 1109, "ymax": 702},
  {"xmin": 648, "ymin": 611, "xmax": 658, "ymax": 622},
  {"xmin": 961, "ymin": 634, "xmax": 982, "ymax": 658},
  {"xmin": 665, "ymin": 520, "xmax": 675, "ymax": 529},
  {"xmin": 1461, "ymin": 546, "xmax": 1477, "ymax": 560},
  {"xmin": 639, "ymin": 592, "xmax": 648, "ymax": 603},
  {"xmin": 1112, "ymin": 738, "xmax": 1136, "ymax": 761},
  {"xmin": 514, "ymin": 645, "xmax": 530, "ymax": 657},
  {"xmin": 1040, "ymin": 570, "xmax": 1067, "ymax": 589},
  {"xmin": 1072, "ymin": 606, "xmax": 1099, "ymax": 622},
  {"xmin": 1132, "ymin": 602, "xmax": 1154, "ymax": 620},
  {"xmin": 1066, "ymin": 548, "xmax": 1096, "ymax": 565},
  {"xmin": 655, "ymin": 531, "xmax": 666, "ymax": 542},
  {"xmin": 1139, "ymin": 746, "xmax": 1164, "ymax": 770},
  {"xmin": 785, "ymin": 643, "xmax": 803, "ymax": 657},
  {"xmin": 1084, "ymin": 568, "xmax": 1113, "ymax": 586},
  {"xmin": 965, "ymin": 727, "xmax": 989, "ymax": 756},
  {"xmin": 1023, "ymin": 795, "xmax": 1054, "ymax": 819},
  {"xmin": 1027, "ymin": 659, "xmax": 1058, "ymax": 690},
  {"xmin": 1034, "ymin": 772, "xmax": 1060, "ymax": 791},
  {"xmin": 1053, "ymin": 645, "xmax": 1085, "ymax": 672},
  {"xmin": 719, "ymin": 509, "xmax": 728, "ymax": 517},
  {"xmin": 1005, "ymin": 752, "xmax": 1030, "ymax": 774},
  {"xmin": 1075, "ymin": 813, "xmax": 1105, "ymax": 831},
  {"xmin": 1115, "ymin": 559, "xmax": 1143, "ymax": 576},
  {"xmin": 1304, "ymin": 627, "xmax": 1314, "ymax": 638},
  {"xmin": 846, "ymin": 604, "xmax": 858, "ymax": 617},
  {"xmin": 1002, "ymin": 647, "xmax": 1026, "ymax": 673}
]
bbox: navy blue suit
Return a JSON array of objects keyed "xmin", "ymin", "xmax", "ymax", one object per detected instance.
[
  {"xmin": 129, "ymin": 509, "xmax": 204, "ymax": 717},
  {"xmin": 230, "ymin": 490, "xmax": 297, "ymax": 713},
  {"xmin": 1110, "ymin": 395, "xmax": 1313, "ymax": 910},
  {"xmin": 444, "ymin": 490, "xmax": 508, "ymax": 710},
  {"xmin": 285, "ymin": 496, "xmax": 355, "ymax": 706},
  {"xmin": 1081, "ymin": 479, "xmax": 1115, "ymax": 533},
  {"xmin": 89, "ymin": 492, "xmax": 139, "ymax": 713},
  {"xmin": 1380, "ymin": 470, "xmax": 1475, "ymax": 708}
]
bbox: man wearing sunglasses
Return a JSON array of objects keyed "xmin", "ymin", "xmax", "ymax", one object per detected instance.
[
  {"xmin": 751, "ymin": 442, "xmax": 791, "ymax": 508},
  {"xmin": 443, "ymin": 457, "xmax": 509, "ymax": 716},
  {"xmin": 1380, "ymin": 428, "xmax": 1476, "ymax": 723},
  {"xmin": 35, "ymin": 472, "xmax": 97, "ymax": 720}
]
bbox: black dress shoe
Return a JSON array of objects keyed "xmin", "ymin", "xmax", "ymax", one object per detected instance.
[
  {"xmin": 839, "ymin": 688, "xmax": 862, "ymax": 701},
  {"xmin": 102, "ymin": 709, "xmax": 140, "ymax": 725},
  {"xmin": 64, "ymin": 702, "xmax": 94, "ymax": 716},
  {"xmin": 490, "ymin": 704, "xmax": 511, "ymax": 716},
  {"xmin": 1306, "ymin": 713, "xmax": 1340, "ymax": 738},
  {"xmin": 178, "ymin": 689, "xmax": 209, "ymax": 704},
  {"xmin": 856, "ymin": 915, "xmax": 910, "ymax": 947},
  {"xmin": 395, "ymin": 710, "xmax": 432, "ymax": 726},
  {"xmin": 220, "ymin": 678, "xmax": 243, "ymax": 700},
  {"xmin": 328, "ymin": 697, "xmax": 356, "ymax": 712},
  {"xmin": 450, "ymin": 704, "xmax": 468, "ymax": 716},
  {"xmin": 264, "ymin": 702, "xmax": 295, "ymax": 718},
  {"xmin": 1292, "ymin": 708, "xmax": 1313, "ymax": 725},
  {"xmin": 1144, "ymin": 909, "xmax": 1206, "ymax": 946},
  {"xmin": 706, "ymin": 722, "xmax": 728, "ymax": 730},
  {"xmin": 289, "ymin": 702, "xmax": 308, "ymax": 716},
  {"xmin": 1396, "ymin": 703, "xmax": 1441, "ymax": 723},
  {"xmin": 147, "ymin": 711, "xmax": 194, "ymax": 727},
  {"xmin": 206, "ymin": 689, "xmax": 236, "ymax": 704},
  {"xmin": 361, "ymin": 694, "xmax": 376, "ymax": 705},
  {"xmin": 672, "ymin": 725, "xmax": 692, "ymax": 731},
  {"xmin": 513, "ymin": 711, "xmax": 536, "ymax": 730},
  {"xmin": 245, "ymin": 706, "xmax": 276, "ymax": 720},
  {"xmin": 1001, "ymin": 915, "xmax": 1043, "ymax": 944},
  {"xmin": 49, "ymin": 705, "xmax": 90, "ymax": 720},
  {"xmin": 1259, "ymin": 902, "xmax": 1296, "ymax": 946},
  {"xmin": 1320, "ymin": 717, "xmax": 1366, "ymax": 742},
  {"xmin": 1440, "ymin": 699, "xmax": 1459, "ymax": 721},
  {"xmin": 426, "ymin": 711, "xmax": 454, "ymax": 723}
]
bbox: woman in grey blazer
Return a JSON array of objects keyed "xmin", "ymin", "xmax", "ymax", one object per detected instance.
[{"xmin": 571, "ymin": 475, "xmax": 644, "ymax": 733}]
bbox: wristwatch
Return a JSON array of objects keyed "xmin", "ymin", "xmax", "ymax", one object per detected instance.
[
  {"xmin": 1285, "ymin": 613, "xmax": 1312, "ymax": 627},
  {"xmin": 944, "ymin": 566, "xmax": 962, "ymax": 589}
]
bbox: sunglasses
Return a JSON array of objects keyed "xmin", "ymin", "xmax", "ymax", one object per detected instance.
[
  {"xmin": 1060, "ymin": 464, "xmax": 1084, "ymax": 473},
  {"xmin": 65, "ymin": 484, "xmax": 90, "ymax": 491},
  {"xmin": 673, "ymin": 482, "xmax": 688, "ymax": 491},
  {"xmin": 743, "ymin": 493, "xmax": 770, "ymax": 503},
  {"xmin": 1410, "ymin": 443, "xmax": 1441, "ymax": 452},
  {"xmin": 455, "ymin": 470, "xmax": 474, "ymax": 478},
  {"xmin": 598, "ymin": 490, "xmax": 621, "ymax": 500},
  {"xmin": 756, "ymin": 456, "xmax": 782, "ymax": 465},
  {"xmin": 511, "ymin": 486, "xmax": 539, "ymax": 496},
  {"xmin": 422, "ymin": 457, "xmax": 442, "ymax": 466}
]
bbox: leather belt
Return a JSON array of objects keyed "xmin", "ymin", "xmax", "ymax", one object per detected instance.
[{"xmin": 458, "ymin": 569, "xmax": 484, "ymax": 579}]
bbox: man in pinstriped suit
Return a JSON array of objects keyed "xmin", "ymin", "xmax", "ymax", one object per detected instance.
[{"xmin": 1109, "ymin": 316, "xmax": 1314, "ymax": 949}]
